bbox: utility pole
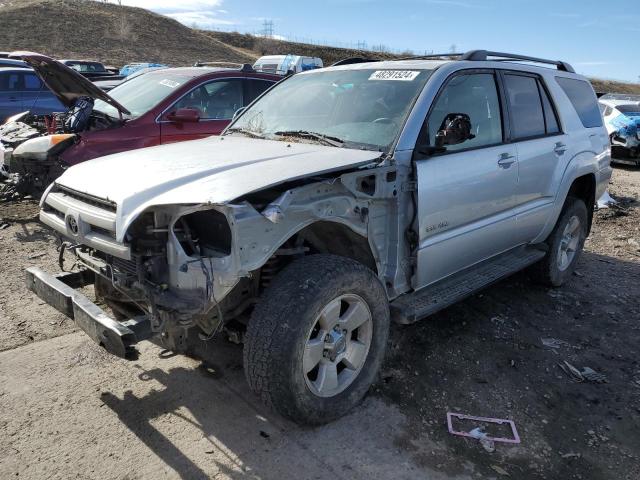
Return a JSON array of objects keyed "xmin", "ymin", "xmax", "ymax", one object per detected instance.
[{"xmin": 262, "ymin": 19, "xmax": 274, "ymax": 38}]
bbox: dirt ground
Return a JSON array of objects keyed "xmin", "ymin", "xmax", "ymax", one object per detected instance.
[{"xmin": 1, "ymin": 168, "xmax": 639, "ymax": 479}]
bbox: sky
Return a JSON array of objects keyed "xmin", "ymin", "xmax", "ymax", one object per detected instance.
[{"xmin": 116, "ymin": 0, "xmax": 639, "ymax": 83}]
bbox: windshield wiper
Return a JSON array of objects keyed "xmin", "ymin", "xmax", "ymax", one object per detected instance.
[
  {"xmin": 226, "ymin": 127, "xmax": 264, "ymax": 139},
  {"xmin": 273, "ymin": 130, "xmax": 344, "ymax": 147}
]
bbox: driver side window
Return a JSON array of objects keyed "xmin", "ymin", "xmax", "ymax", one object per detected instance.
[
  {"xmin": 427, "ymin": 73, "xmax": 503, "ymax": 153},
  {"xmin": 174, "ymin": 79, "xmax": 243, "ymax": 120}
]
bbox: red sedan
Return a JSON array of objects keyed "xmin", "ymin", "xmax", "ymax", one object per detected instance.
[{"xmin": 1, "ymin": 53, "xmax": 281, "ymax": 191}]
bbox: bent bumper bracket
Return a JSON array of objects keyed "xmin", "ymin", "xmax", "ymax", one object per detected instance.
[{"xmin": 25, "ymin": 267, "xmax": 151, "ymax": 359}]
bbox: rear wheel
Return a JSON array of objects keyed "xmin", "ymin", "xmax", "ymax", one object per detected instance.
[
  {"xmin": 243, "ymin": 254, "xmax": 390, "ymax": 425},
  {"xmin": 533, "ymin": 197, "xmax": 588, "ymax": 287}
]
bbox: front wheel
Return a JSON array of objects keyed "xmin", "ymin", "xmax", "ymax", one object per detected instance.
[
  {"xmin": 243, "ymin": 254, "xmax": 390, "ymax": 425},
  {"xmin": 533, "ymin": 197, "xmax": 588, "ymax": 287}
]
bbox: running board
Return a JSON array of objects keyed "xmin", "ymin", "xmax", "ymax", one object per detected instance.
[{"xmin": 391, "ymin": 247, "xmax": 546, "ymax": 324}]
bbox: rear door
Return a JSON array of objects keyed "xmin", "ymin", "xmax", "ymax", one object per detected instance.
[
  {"xmin": 500, "ymin": 71, "xmax": 569, "ymax": 243},
  {"xmin": 415, "ymin": 70, "xmax": 519, "ymax": 287},
  {"xmin": 160, "ymin": 77, "xmax": 244, "ymax": 144},
  {"xmin": 0, "ymin": 71, "xmax": 23, "ymax": 120}
]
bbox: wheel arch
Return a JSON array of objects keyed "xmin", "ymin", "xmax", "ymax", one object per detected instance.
[
  {"xmin": 292, "ymin": 220, "xmax": 378, "ymax": 274},
  {"xmin": 566, "ymin": 173, "xmax": 596, "ymax": 233}
]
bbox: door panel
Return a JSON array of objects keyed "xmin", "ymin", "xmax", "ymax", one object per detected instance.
[
  {"xmin": 415, "ymin": 71, "xmax": 519, "ymax": 288},
  {"xmin": 160, "ymin": 78, "xmax": 243, "ymax": 144},
  {"xmin": 416, "ymin": 144, "xmax": 518, "ymax": 286},
  {"xmin": 513, "ymin": 134, "xmax": 569, "ymax": 242}
]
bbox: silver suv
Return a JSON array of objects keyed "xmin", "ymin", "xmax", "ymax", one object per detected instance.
[{"xmin": 27, "ymin": 50, "xmax": 611, "ymax": 425}]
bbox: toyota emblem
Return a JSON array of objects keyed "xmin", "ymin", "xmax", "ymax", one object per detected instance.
[{"xmin": 66, "ymin": 216, "xmax": 79, "ymax": 235}]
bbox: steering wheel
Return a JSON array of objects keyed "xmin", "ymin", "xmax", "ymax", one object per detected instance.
[{"xmin": 373, "ymin": 117, "xmax": 394, "ymax": 124}]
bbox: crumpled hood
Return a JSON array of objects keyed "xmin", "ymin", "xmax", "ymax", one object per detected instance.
[
  {"xmin": 55, "ymin": 135, "xmax": 380, "ymax": 240},
  {"xmin": 9, "ymin": 51, "xmax": 130, "ymax": 115}
]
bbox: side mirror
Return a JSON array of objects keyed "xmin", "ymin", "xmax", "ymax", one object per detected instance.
[
  {"xmin": 166, "ymin": 108, "xmax": 200, "ymax": 123},
  {"xmin": 435, "ymin": 113, "xmax": 475, "ymax": 147},
  {"xmin": 232, "ymin": 106, "xmax": 247, "ymax": 120}
]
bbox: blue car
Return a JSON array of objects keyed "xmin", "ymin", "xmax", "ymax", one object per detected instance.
[{"xmin": 0, "ymin": 67, "xmax": 65, "ymax": 122}]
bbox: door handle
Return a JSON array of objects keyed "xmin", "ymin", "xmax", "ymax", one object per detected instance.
[
  {"xmin": 8, "ymin": 96, "xmax": 18, "ymax": 102},
  {"xmin": 498, "ymin": 152, "xmax": 515, "ymax": 168},
  {"xmin": 554, "ymin": 142, "xmax": 567, "ymax": 155}
]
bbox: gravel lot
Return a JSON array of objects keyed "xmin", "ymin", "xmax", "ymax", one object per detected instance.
[{"xmin": 0, "ymin": 168, "xmax": 638, "ymax": 479}]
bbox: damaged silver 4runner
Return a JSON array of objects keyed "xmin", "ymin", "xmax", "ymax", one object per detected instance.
[{"xmin": 28, "ymin": 51, "xmax": 612, "ymax": 425}]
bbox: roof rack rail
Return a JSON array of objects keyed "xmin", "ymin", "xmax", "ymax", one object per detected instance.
[
  {"xmin": 193, "ymin": 61, "xmax": 254, "ymax": 72},
  {"xmin": 460, "ymin": 50, "xmax": 575, "ymax": 73},
  {"xmin": 396, "ymin": 53, "xmax": 464, "ymax": 61}
]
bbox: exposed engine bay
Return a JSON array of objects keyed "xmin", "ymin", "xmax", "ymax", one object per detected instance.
[{"xmin": 0, "ymin": 101, "xmax": 120, "ymax": 197}]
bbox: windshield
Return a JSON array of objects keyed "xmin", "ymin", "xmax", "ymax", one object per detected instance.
[
  {"xmin": 94, "ymin": 72, "xmax": 192, "ymax": 119},
  {"xmin": 228, "ymin": 68, "xmax": 432, "ymax": 151}
]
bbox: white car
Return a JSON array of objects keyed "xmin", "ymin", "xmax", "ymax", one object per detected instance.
[
  {"xmin": 599, "ymin": 93, "xmax": 640, "ymax": 165},
  {"xmin": 253, "ymin": 54, "xmax": 323, "ymax": 74}
]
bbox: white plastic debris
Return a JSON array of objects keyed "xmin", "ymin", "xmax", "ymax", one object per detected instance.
[{"xmin": 597, "ymin": 190, "xmax": 617, "ymax": 209}]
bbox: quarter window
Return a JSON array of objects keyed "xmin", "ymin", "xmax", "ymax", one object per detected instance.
[
  {"xmin": 426, "ymin": 73, "xmax": 503, "ymax": 153},
  {"xmin": 555, "ymin": 77, "xmax": 602, "ymax": 128},
  {"xmin": 174, "ymin": 79, "xmax": 243, "ymax": 120},
  {"xmin": 504, "ymin": 74, "xmax": 546, "ymax": 139}
]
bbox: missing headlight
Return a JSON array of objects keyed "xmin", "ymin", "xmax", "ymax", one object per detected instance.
[{"xmin": 176, "ymin": 209, "xmax": 232, "ymax": 257}]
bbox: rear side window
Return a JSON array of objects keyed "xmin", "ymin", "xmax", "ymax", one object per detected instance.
[
  {"xmin": 555, "ymin": 77, "xmax": 602, "ymax": 128},
  {"xmin": 24, "ymin": 73, "xmax": 44, "ymax": 91},
  {"xmin": 504, "ymin": 74, "xmax": 545, "ymax": 139}
]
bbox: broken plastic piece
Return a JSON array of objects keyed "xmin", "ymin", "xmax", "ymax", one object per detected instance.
[
  {"xmin": 558, "ymin": 361, "xmax": 607, "ymax": 383},
  {"xmin": 447, "ymin": 412, "xmax": 521, "ymax": 444},
  {"xmin": 597, "ymin": 190, "xmax": 617, "ymax": 209}
]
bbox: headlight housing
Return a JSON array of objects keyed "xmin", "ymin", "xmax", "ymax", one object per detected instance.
[{"xmin": 12, "ymin": 134, "xmax": 76, "ymax": 160}]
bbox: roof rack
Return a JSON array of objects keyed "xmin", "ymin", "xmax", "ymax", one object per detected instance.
[
  {"xmin": 460, "ymin": 50, "xmax": 575, "ymax": 73},
  {"xmin": 399, "ymin": 53, "xmax": 464, "ymax": 61},
  {"xmin": 193, "ymin": 61, "xmax": 254, "ymax": 72}
]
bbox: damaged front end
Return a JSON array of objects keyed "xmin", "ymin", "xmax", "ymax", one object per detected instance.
[
  {"xmin": 29, "ymin": 160, "xmax": 410, "ymax": 359},
  {"xmin": 0, "ymin": 105, "xmax": 120, "ymax": 198}
]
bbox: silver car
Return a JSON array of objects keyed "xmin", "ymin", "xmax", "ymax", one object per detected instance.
[{"xmin": 27, "ymin": 50, "xmax": 611, "ymax": 425}]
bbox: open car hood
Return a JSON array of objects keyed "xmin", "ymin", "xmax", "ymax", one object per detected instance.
[{"xmin": 9, "ymin": 51, "xmax": 130, "ymax": 115}]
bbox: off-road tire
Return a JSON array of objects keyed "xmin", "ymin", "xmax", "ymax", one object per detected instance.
[
  {"xmin": 533, "ymin": 196, "xmax": 588, "ymax": 287},
  {"xmin": 243, "ymin": 254, "xmax": 390, "ymax": 425}
]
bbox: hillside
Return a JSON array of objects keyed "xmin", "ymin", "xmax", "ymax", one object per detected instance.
[
  {"xmin": 0, "ymin": 0, "xmax": 254, "ymax": 66},
  {"xmin": 0, "ymin": 0, "xmax": 639, "ymax": 95}
]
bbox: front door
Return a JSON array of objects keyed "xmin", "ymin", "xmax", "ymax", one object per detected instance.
[
  {"xmin": 414, "ymin": 71, "xmax": 519, "ymax": 287},
  {"xmin": 160, "ymin": 78, "xmax": 244, "ymax": 144}
]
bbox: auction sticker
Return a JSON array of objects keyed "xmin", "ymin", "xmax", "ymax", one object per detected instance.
[{"xmin": 369, "ymin": 70, "xmax": 420, "ymax": 81}]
